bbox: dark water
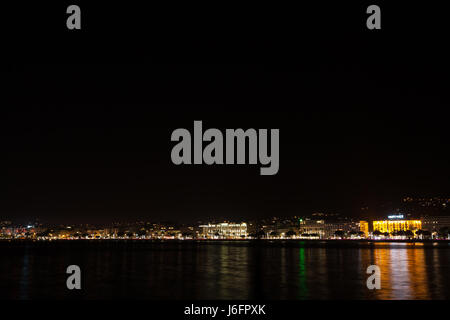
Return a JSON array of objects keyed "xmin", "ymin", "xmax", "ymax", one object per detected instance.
[{"xmin": 1, "ymin": 240, "xmax": 450, "ymax": 300}]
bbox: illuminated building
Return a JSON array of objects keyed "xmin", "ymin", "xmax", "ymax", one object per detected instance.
[
  {"xmin": 359, "ymin": 221, "xmax": 369, "ymax": 236},
  {"xmin": 299, "ymin": 219, "xmax": 365, "ymax": 239},
  {"xmin": 299, "ymin": 219, "xmax": 326, "ymax": 238},
  {"xmin": 199, "ymin": 222, "xmax": 247, "ymax": 238},
  {"xmin": 372, "ymin": 215, "xmax": 421, "ymax": 234}
]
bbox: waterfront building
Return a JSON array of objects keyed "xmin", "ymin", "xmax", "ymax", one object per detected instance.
[
  {"xmin": 372, "ymin": 215, "xmax": 421, "ymax": 234},
  {"xmin": 299, "ymin": 219, "xmax": 326, "ymax": 238},
  {"xmin": 421, "ymin": 215, "xmax": 450, "ymax": 233},
  {"xmin": 299, "ymin": 219, "xmax": 363, "ymax": 239},
  {"xmin": 199, "ymin": 222, "xmax": 247, "ymax": 239},
  {"xmin": 359, "ymin": 221, "xmax": 369, "ymax": 237}
]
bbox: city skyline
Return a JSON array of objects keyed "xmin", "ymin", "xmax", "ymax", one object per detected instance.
[{"xmin": 3, "ymin": 201, "xmax": 450, "ymax": 241}]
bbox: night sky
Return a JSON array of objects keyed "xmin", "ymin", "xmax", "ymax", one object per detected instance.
[{"xmin": 2, "ymin": 3, "xmax": 448, "ymax": 224}]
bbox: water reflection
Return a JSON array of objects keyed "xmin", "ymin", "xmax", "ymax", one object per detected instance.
[
  {"xmin": 370, "ymin": 243, "xmax": 431, "ymax": 299},
  {"xmin": 1, "ymin": 241, "xmax": 450, "ymax": 299},
  {"xmin": 298, "ymin": 247, "xmax": 307, "ymax": 299},
  {"xmin": 19, "ymin": 248, "xmax": 30, "ymax": 300}
]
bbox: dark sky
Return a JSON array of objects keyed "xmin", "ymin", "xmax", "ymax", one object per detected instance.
[{"xmin": 1, "ymin": 3, "xmax": 449, "ymax": 224}]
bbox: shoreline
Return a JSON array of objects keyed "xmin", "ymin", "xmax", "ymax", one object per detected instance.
[{"xmin": 1, "ymin": 238, "xmax": 450, "ymax": 243}]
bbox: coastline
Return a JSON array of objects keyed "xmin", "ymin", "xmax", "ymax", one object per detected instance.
[{"xmin": 1, "ymin": 238, "xmax": 450, "ymax": 243}]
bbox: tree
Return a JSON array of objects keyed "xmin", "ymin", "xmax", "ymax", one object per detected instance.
[
  {"xmin": 439, "ymin": 227, "xmax": 450, "ymax": 239},
  {"xmin": 372, "ymin": 230, "xmax": 382, "ymax": 237},
  {"xmin": 256, "ymin": 230, "xmax": 266, "ymax": 239},
  {"xmin": 405, "ymin": 230, "xmax": 414, "ymax": 239},
  {"xmin": 285, "ymin": 230, "xmax": 296, "ymax": 238},
  {"xmin": 334, "ymin": 230, "xmax": 345, "ymax": 238},
  {"xmin": 395, "ymin": 230, "xmax": 406, "ymax": 237},
  {"xmin": 37, "ymin": 230, "xmax": 51, "ymax": 237},
  {"xmin": 422, "ymin": 230, "xmax": 432, "ymax": 238},
  {"xmin": 416, "ymin": 230, "xmax": 431, "ymax": 239},
  {"xmin": 269, "ymin": 231, "xmax": 279, "ymax": 238},
  {"xmin": 137, "ymin": 229, "xmax": 147, "ymax": 237}
]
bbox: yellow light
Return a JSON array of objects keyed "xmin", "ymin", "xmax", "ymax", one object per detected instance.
[{"xmin": 373, "ymin": 220, "xmax": 422, "ymax": 234}]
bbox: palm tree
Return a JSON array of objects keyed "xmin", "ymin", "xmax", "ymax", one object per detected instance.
[
  {"xmin": 372, "ymin": 230, "xmax": 382, "ymax": 237},
  {"xmin": 405, "ymin": 230, "xmax": 414, "ymax": 239},
  {"xmin": 285, "ymin": 230, "xmax": 296, "ymax": 238},
  {"xmin": 422, "ymin": 230, "xmax": 432, "ymax": 239},
  {"xmin": 395, "ymin": 230, "xmax": 406, "ymax": 237},
  {"xmin": 256, "ymin": 230, "xmax": 266, "ymax": 239},
  {"xmin": 137, "ymin": 229, "xmax": 147, "ymax": 237},
  {"xmin": 439, "ymin": 227, "xmax": 450, "ymax": 239},
  {"xmin": 415, "ymin": 229, "xmax": 424, "ymax": 239},
  {"xmin": 37, "ymin": 230, "xmax": 51, "ymax": 237},
  {"xmin": 182, "ymin": 232, "xmax": 193, "ymax": 238},
  {"xmin": 334, "ymin": 230, "xmax": 345, "ymax": 239}
]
